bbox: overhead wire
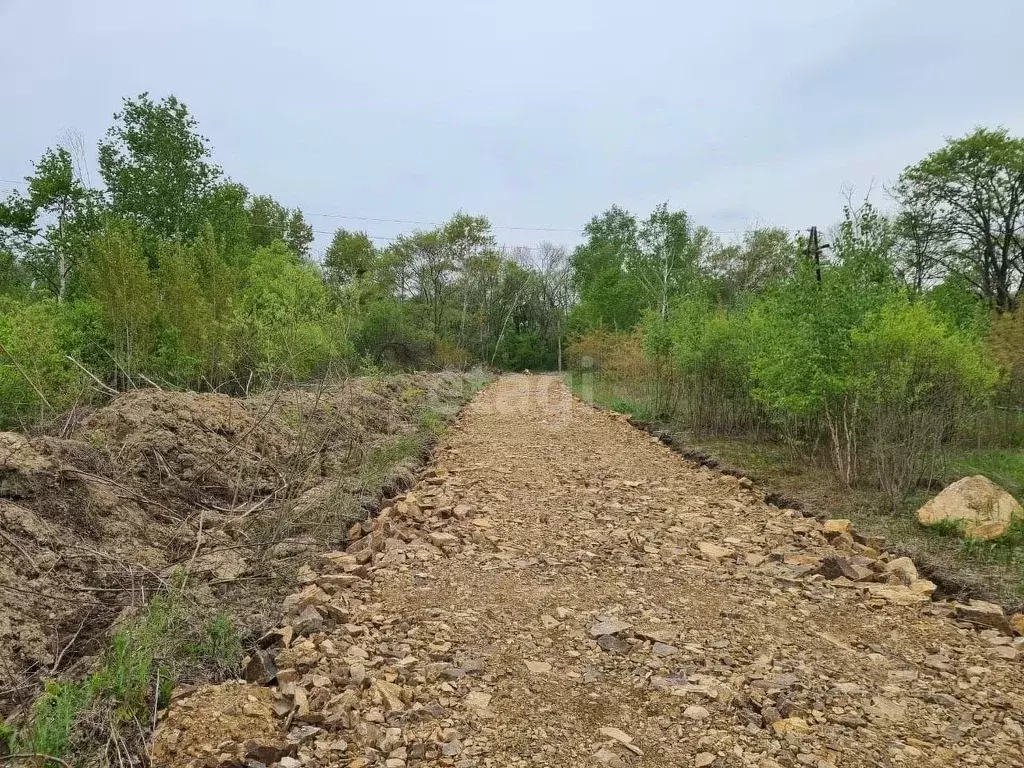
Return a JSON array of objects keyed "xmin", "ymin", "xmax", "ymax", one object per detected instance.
[{"xmin": 1, "ymin": 173, "xmax": 749, "ymax": 244}]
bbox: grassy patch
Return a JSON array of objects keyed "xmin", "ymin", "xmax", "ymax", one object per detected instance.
[
  {"xmin": 21, "ymin": 682, "xmax": 90, "ymax": 761},
  {"xmin": 565, "ymin": 375, "xmax": 656, "ymax": 421},
  {"xmin": 359, "ymin": 435, "xmax": 423, "ymax": 491},
  {"xmin": 941, "ymin": 449, "xmax": 1024, "ymax": 501},
  {"xmin": 463, "ymin": 371, "xmax": 492, "ymax": 396},
  {"xmin": 7, "ymin": 579, "xmax": 241, "ymax": 766},
  {"xmin": 419, "ymin": 408, "xmax": 444, "ymax": 436}
]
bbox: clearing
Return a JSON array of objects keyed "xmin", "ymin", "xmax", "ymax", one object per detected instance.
[{"xmin": 155, "ymin": 375, "xmax": 1024, "ymax": 767}]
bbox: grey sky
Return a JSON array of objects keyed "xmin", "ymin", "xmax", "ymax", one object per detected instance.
[{"xmin": 2, "ymin": 0, "xmax": 1022, "ymax": 256}]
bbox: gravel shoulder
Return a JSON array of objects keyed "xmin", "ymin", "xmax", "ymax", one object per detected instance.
[{"xmin": 155, "ymin": 374, "xmax": 1024, "ymax": 768}]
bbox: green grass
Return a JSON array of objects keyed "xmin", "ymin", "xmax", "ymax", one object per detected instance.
[
  {"xmin": 0, "ymin": 723, "xmax": 15, "ymax": 752},
  {"xmin": 565, "ymin": 375, "xmax": 656, "ymax": 421},
  {"xmin": 8, "ymin": 579, "xmax": 242, "ymax": 765},
  {"xmin": 942, "ymin": 449, "xmax": 1024, "ymax": 502},
  {"xmin": 359, "ymin": 435, "xmax": 423, "ymax": 491},
  {"xmin": 24, "ymin": 681, "xmax": 91, "ymax": 761},
  {"xmin": 419, "ymin": 408, "xmax": 444, "ymax": 436}
]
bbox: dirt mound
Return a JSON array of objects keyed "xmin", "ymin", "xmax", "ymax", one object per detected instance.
[
  {"xmin": 0, "ymin": 371, "xmax": 483, "ymax": 722},
  {"xmin": 151, "ymin": 682, "xmax": 280, "ymax": 768},
  {"xmin": 77, "ymin": 389, "xmax": 297, "ymax": 503}
]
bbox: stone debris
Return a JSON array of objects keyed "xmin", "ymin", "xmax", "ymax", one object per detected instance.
[
  {"xmin": 883, "ymin": 556, "xmax": 918, "ymax": 585},
  {"xmin": 151, "ymin": 377, "xmax": 1024, "ymax": 768},
  {"xmin": 955, "ymin": 599, "xmax": 1013, "ymax": 634},
  {"xmin": 588, "ymin": 619, "xmax": 631, "ymax": 638}
]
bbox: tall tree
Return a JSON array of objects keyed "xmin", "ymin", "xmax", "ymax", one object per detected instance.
[
  {"xmin": 892, "ymin": 198, "xmax": 945, "ymax": 295},
  {"xmin": 896, "ymin": 128, "xmax": 1024, "ymax": 311},
  {"xmin": 634, "ymin": 203, "xmax": 701, "ymax": 318},
  {"xmin": 285, "ymin": 209, "xmax": 314, "ymax": 259},
  {"xmin": 537, "ymin": 242, "xmax": 573, "ymax": 370},
  {"xmin": 324, "ymin": 229, "xmax": 376, "ymax": 286},
  {"xmin": 441, "ymin": 212, "xmax": 494, "ymax": 346},
  {"xmin": 398, "ymin": 229, "xmax": 450, "ymax": 338},
  {"xmin": 570, "ymin": 206, "xmax": 644, "ymax": 330},
  {"xmin": 99, "ymin": 93, "xmax": 222, "ymax": 239},
  {"xmin": 247, "ymin": 194, "xmax": 290, "ymax": 249},
  {"xmin": 246, "ymin": 194, "xmax": 314, "ymax": 259},
  {"xmin": 706, "ymin": 227, "xmax": 798, "ymax": 301},
  {"xmin": 0, "ymin": 146, "xmax": 101, "ymax": 300}
]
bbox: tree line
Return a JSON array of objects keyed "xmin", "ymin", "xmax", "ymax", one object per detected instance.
[
  {"xmin": 0, "ymin": 94, "xmax": 573, "ymax": 427},
  {"xmin": 3, "ymin": 89, "xmax": 1023, "ymax": 505},
  {"xmin": 565, "ymin": 128, "xmax": 1024, "ymax": 504}
]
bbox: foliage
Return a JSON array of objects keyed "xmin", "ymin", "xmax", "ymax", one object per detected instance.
[
  {"xmin": 988, "ymin": 308, "xmax": 1024, "ymax": 405},
  {"xmin": 850, "ymin": 298, "xmax": 998, "ymax": 501},
  {"xmin": 324, "ymin": 228, "xmax": 376, "ymax": 286},
  {"xmin": 567, "ymin": 191, "xmax": 1010, "ymax": 508},
  {"xmin": 895, "ymin": 127, "xmax": 1024, "ymax": 312},
  {"xmin": 705, "ymin": 227, "xmax": 799, "ymax": 301},
  {"xmin": 23, "ymin": 681, "xmax": 91, "ymax": 762},
  {"xmin": 99, "ymin": 93, "xmax": 222, "ymax": 239},
  {"xmin": 235, "ymin": 242, "xmax": 348, "ymax": 381},
  {"xmin": 0, "ymin": 297, "xmax": 88, "ymax": 427},
  {"xmin": 82, "ymin": 220, "xmax": 159, "ymax": 384}
]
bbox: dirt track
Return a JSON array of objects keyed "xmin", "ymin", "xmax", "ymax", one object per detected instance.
[{"xmin": 157, "ymin": 375, "xmax": 1024, "ymax": 767}]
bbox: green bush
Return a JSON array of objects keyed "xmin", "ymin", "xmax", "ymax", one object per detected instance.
[
  {"xmin": 354, "ymin": 298, "xmax": 432, "ymax": 367},
  {"xmin": 851, "ymin": 298, "xmax": 998, "ymax": 502},
  {"xmin": 236, "ymin": 242, "xmax": 354, "ymax": 381},
  {"xmin": 0, "ymin": 297, "xmax": 89, "ymax": 427}
]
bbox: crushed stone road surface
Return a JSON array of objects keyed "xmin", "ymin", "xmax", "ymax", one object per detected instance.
[{"xmin": 156, "ymin": 375, "xmax": 1024, "ymax": 768}]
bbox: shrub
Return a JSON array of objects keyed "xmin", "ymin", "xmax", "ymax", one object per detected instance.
[
  {"xmin": 0, "ymin": 297, "xmax": 89, "ymax": 427},
  {"xmin": 852, "ymin": 299, "xmax": 998, "ymax": 503},
  {"xmin": 657, "ymin": 296, "xmax": 761, "ymax": 434},
  {"xmin": 355, "ymin": 298, "xmax": 432, "ymax": 367},
  {"xmin": 235, "ymin": 242, "xmax": 353, "ymax": 381}
]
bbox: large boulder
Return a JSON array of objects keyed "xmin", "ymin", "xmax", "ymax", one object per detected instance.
[{"xmin": 917, "ymin": 475, "xmax": 1022, "ymax": 540}]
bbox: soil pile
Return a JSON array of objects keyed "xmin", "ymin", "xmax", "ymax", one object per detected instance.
[{"xmin": 0, "ymin": 371, "xmax": 479, "ymax": 718}]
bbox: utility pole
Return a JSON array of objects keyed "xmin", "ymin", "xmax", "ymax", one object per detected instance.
[{"xmin": 806, "ymin": 227, "xmax": 831, "ymax": 283}]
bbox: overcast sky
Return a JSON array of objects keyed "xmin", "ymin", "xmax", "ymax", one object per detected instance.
[{"xmin": 2, "ymin": 0, "xmax": 1022, "ymax": 256}]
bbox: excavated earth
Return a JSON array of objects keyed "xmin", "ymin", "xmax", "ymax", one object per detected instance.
[
  {"xmin": 0, "ymin": 372, "xmax": 474, "ymax": 717},
  {"xmin": 154, "ymin": 375, "xmax": 1024, "ymax": 768}
]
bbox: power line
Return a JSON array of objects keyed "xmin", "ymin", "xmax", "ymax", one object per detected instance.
[
  {"xmin": 305, "ymin": 210, "xmax": 582, "ymax": 233},
  {"xmin": 2, "ymin": 173, "xmax": 749, "ymax": 240}
]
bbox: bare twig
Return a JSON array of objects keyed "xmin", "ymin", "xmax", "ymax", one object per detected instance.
[
  {"xmin": 151, "ymin": 668, "xmax": 161, "ymax": 736},
  {"xmin": 0, "ymin": 529, "xmax": 37, "ymax": 571},
  {"xmin": 0, "ymin": 582, "xmax": 104, "ymax": 606},
  {"xmin": 0, "ymin": 341, "xmax": 52, "ymax": 409},
  {"xmin": 62, "ymin": 468, "xmax": 182, "ymax": 521},
  {"xmin": 51, "ymin": 614, "xmax": 89, "ymax": 673},
  {"xmin": 136, "ymin": 372, "xmax": 164, "ymax": 390},
  {"xmin": 65, "ymin": 355, "xmax": 118, "ymax": 396},
  {"xmin": 180, "ymin": 510, "xmax": 205, "ymax": 591}
]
